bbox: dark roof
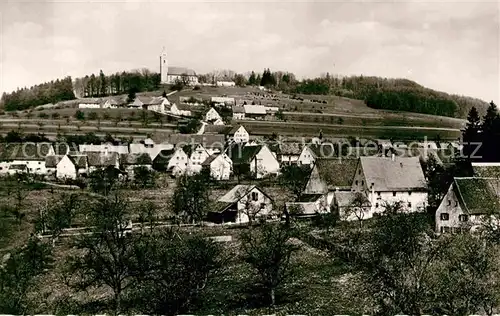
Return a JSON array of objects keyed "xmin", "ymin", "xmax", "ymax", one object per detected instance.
[
  {"xmin": 167, "ymin": 134, "xmax": 225, "ymax": 150},
  {"xmin": 45, "ymin": 155, "xmax": 64, "ymax": 168},
  {"xmin": 201, "ymin": 154, "xmax": 219, "ymax": 166},
  {"xmin": 68, "ymin": 155, "xmax": 88, "ymax": 169},
  {"xmin": 360, "ymin": 157, "xmax": 427, "ymax": 191},
  {"xmin": 119, "ymin": 153, "xmax": 152, "ymax": 165},
  {"xmin": 454, "ymin": 177, "xmax": 500, "ymax": 215},
  {"xmin": 472, "ymin": 163, "xmax": 500, "ymax": 178},
  {"xmin": 309, "ymin": 144, "xmax": 335, "ymax": 159},
  {"xmin": 152, "ymin": 149, "xmax": 176, "ymax": 164},
  {"xmin": 213, "ymin": 185, "xmax": 272, "ymax": 212},
  {"xmin": 297, "ymin": 194, "xmax": 324, "ymax": 202},
  {"xmin": 304, "ymin": 158, "xmax": 359, "ymax": 193},
  {"xmin": 86, "ymin": 152, "xmax": 119, "ymax": 167},
  {"xmin": 226, "ymin": 144, "xmax": 261, "ymax": 164},
  {"xmin": 232, "ymin": 106, "xmax": 245, "ymax": 113},
  {"xmin": 0, "ymin": 143, "xmax": 52, "ymax": 161},
  {"xmin": 53, "ymin": 142, "xmax": 78, "ymax": 155},
  {"xmin": 279, "ymin": 142, "xmax": 303, "ymax": 155},
  {"xmin": 175, "ymin": 103, "xmax": 192, "ymax": 111},
  {"xmin": 203, "ymin": 125, "xmax": 232, "ymax": 135}
]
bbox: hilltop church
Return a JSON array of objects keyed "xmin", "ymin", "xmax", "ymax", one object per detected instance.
[{"xmin": 160, "ymin": 48, "xmax": 199, "ymax": 85}]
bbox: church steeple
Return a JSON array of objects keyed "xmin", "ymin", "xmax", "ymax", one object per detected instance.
[{"xmin": 160, "ymin": 47, "xmax": 168, "ymax": 84}]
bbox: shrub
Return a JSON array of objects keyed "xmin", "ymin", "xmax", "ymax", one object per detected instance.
[{"xmin": 38, "ymin": 112, "xmax": 49, "ymax": 119}]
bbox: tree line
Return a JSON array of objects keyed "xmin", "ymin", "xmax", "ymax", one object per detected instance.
[
  {"xmin": 0, "ymin": 77, "xmax": 75, "ymax": 112},
  {"xmin": 73, "ymin": 69, "xmax": 161, "ymax": 98}
]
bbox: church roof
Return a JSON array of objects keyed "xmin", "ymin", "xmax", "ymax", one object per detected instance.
[{"xmin": 168, "ymin": 66, "xmax": 197, "ymax": 76}]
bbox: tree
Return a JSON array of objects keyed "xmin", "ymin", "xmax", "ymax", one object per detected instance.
[
  {"xmin": 234, "ymin": 74, "xmax": 246, "ymax": 87},
  {"xmin": 99, "ymin": 69, "xmax": 107, "ymax": 96},
  {"xmin": 278, "ymin": 164, "xmax": 311, "ymax": 224},
  {"xmin": 66, "ymin": 193, "xmax": 136, "ymax": 313},
  {"xmin": 171, "ymin": 173, "xmax": 211, "ymax": 224},
  {"xmin": 74, "ymin": 110, "xmax": 85, "ymax": 121},
  {"xmin": 88, "ymin": 111, "xmax": 99, "ymax": 120},
  {"xmin": 133, "ymin": 166, "xmax": 156, "ymax": 188},
  {"xmin": 127, "ymin": 88, "xmax": 137, "ymax": 103},
  {"xmin": 0, "ymin": 237, "xmax": 53, "ymax": 314},
  {"xmin": 129, "ymin": 232, "xmax": 224, "ymax": 315},
  {"xmin": 341, "ymin": 192, "xmax": 370, "ymax": 227},
  {"xmin": 461, "ymin": 106, "xmax": 482, "ymax": 160},
  {"xmin": 240, "ymin": 223, "xmax": 299, "ymax": 305},
  {"xmin": 248, "ymin": 71, "xmax": 257, "ymax": 86},
  {"xmin": 89, "ymin": 166, "xmax": 121, "ymax": 196},
  {"xmin": 481, "ymin": 101, "xmax": 500, "ymax": 162}
]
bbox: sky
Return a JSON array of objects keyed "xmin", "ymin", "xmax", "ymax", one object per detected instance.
[{"xmin": 0, "ymin": 0, "xmax": 499, "ymax": 101}]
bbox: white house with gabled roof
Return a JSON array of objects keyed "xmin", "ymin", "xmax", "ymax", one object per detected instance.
[
  {"xmin": 202, "ymin": 153, "xmax": 233, "ymax": 180},
  {"xmin": 231, "ymin": 126, "xmax": 250, "ymax": 144}
]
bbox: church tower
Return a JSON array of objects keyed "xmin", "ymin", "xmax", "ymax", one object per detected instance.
[{"xmin": 160, "ymin": 47, "xmax": 168, "ymax": 84}]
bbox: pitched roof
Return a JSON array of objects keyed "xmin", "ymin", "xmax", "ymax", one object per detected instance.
[
  {"xmin": 308, "ymin": 144, "xmax": 335, "ymax": 159},
  {"xmin": 232, "ymin": 106, "xmax": 245, "ymax": 113},
  {"xmin": 45, "ymin": 155, "xmax": 64, "ymax": 168},
  {"xmin": 152, "ymin": 149, "xmax": 176, "ymax": 164},
  {"xmin": 203, "ymin": 125, "xmax": 232, "ymax": 135},
  {"xmin": 244, "ymin": 104, "xmax": 267, "ymax": 115},
  {"xmin": 314, "ymin": 158, "xmax": 359, "ymax": 190},
  {"xmin": 119, "ymin": 153, "xmax": 152, "ymax": 165},
  {"xmin": 78, "ymin": 98, "xmax": 101, "ymax": 104},
  {"xmin": 68, "ymin": 155, "xmax": 88, "ymax": 169},
  {"xmin": 454, "ymin": 177, "xmax": 500, "ymax": 215},
  {"xmin": 168, "ymin": 66, "xmax": 197, "ymax": 76},
  {"xmin": 471, "ymin": 163, "xmax": 500, "ymax": 178},
  {"xmin": 279, "ymin": 142, "xmax": 302, "ymax": 155},
  {"xmin": 0, "ymin": 143, "xmax": 52, "ymax": 161},
  {"xmin": 218, "ymin": 184, "xmax": 271, "ymax": 205},
  {"xmin": 174, "ymin": 103, "xmax": 193, "ymax": 111},
  {"xmin": 53, "ymin": 142, "xmax": 78, "ymax": 155},
  {"xmin": 201, "ymin": 154, "xmax": 219, "ymax": 166},
  {"xmin": 226, "ymin": 144, "xmax": 262, "ymax": 164},
  {"xmin": 167, "ymin": 134, "xmax": 225, "ymax": 150},
  {"xmin": 297, "ymin": 194, "xmax": 324, "ymax": 202},
  {"xmin": 360, "ymin": 156, "xmax": 427, "ymax": 191},
  {"xmin": 335, "ymin": 191, "xmax": 371, "ymax": 207},
  {"xmin": 86, "ymin": 152, "xmax": 119, "ymax": 167}
]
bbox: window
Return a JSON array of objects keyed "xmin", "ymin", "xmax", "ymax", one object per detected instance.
[
  {"xmin": 447, "ymin": 200, "xmax": 451, "ymax": 206},
  {"xmin": 355, "ymin": 180, "xmax": 358, "ymax": 185},
  {"xmin": 375, "ymin": 203, "xmax": 379, "ymax": 208},
  {"xmin": 455, "ymin": 201, "xmax": 458, "ymax": 207},
  {"xmin": 393, "ymin": 192, "xmax": 396, "ymax": 197},
  {"xmin": 408, "ymin": 202, "xmax": 412, "ymax": 208},
  {"xmin": 361, "ymin": 180, "xmax": 364, "ymax": 186},
  {"xmin": 177, "ymin": 156, "xmax": 179, "ymax": 160},
  {"xmin": 377, "ymin": 192, "xmax": 381, "ymax": 196},
  {"xmin": 251, "ymin": 192, "xmax": 258, "ymax": 201},
  {"xmin": 408, "ymin": 191, "xmax": 412, "ymax": 196},
  {"xmin": 440, "ymin": 213, "xmax": 449, "ymax": 221},
  {"xmin": 358, "ymin": 169, "xmax": 361, "ymax": 175},
  {"xmin": 459, "ymin": 214, "xmax": 469, "ymax": 222},
  {"xmin": 38, "ymin": 162, "xmax": 41, "ymax": 165}
]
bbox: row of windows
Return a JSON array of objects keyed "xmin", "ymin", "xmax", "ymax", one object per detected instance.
[
  {"xmin": 447, "ymin": 200, "xmax": 458, "ymax": 206},
  {"xmin": 440, "ymin": 213, "xmax": 468, "ymax": 222},
  {"xmin": 375, "ymin": 202, "xmax": 412, "ymax": 208}
]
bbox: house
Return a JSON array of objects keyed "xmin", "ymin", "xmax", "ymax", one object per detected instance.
[
  {"xmin": 216, "ymin": 81, "xmax": 236, "ymax": 87},
  {"xmin": 120, "ymin": 153, "xmax": 153, "ymax": 178},
  {"xmin": 86, "ymin": 152, "xmax": 120, "ymax": 173},
  {"xmin": 79, "ymin": 143, "xmax": 129, "ymax": 155},
  {"xmin": 152, "ymin": 149, "xmax": 176, "ymax": 172},
  {"xmin": 0, "ymin": 142, "xmax": 53, "ymax": 175},
  {"xmin": 169, "ymin": 103, "xmax": 192, "ymax": 116},
  {"xmin": 57, "ymin": 155, "xmax": 88, "ymax": 179},
  {"xmin": 165, "ymin": 147, "xmax": 190, "ymax": 177},
  {"xmin": 352, "ymin": 156, "xmax": 428, "ymax": 217},
  {"xmin": 44, "ymin": 155, "xmax": 63, "ymax": 176},
  {"xmin": 128, "ymin": 140, "xmax": 174, "ymax": 161},
  {"xmin": 333, "ymin": 192, "xmax": 371, "ymax": 221},
  {"xmin": 207, "ymin": 185, "xmax": 274, "ymax": 224},
  {"xmin": 165, "ymin": 134, "xmax": 226, "ymax": 155},
  {"xmin": 205, "ymin": 108, "xmax": 223, "ymax": 124},
  {"xmin": 227, "ymin": 144, "xmax": 280, "ymax": 179},
  {"xmin": 244, "ymin": 104, "xmax": 267, "ymax": 119},
  {"xmin": 303, "ymin": 158, "xmax": 359, "ymax": 205},
  {"xmin": 232, "ymin": 106, "xmax": 245, "ymax": 120},
  {"xmin": 435, "ymin": 177, "xmax": 500, "ymax": 233},
  {"xmin": 285, "ymin": 194, "xmax": 329, "ymax": 217},
  {"xmin": 297, "ymin": 144, "xmax": 336, "ymax": 167},
  {"xmin": 211, "ymin": 97, "xmax": 235, "ymax": 105},
  {"xmin": 78, "ymin": 98, "xmax": 101, "ymax": 109},
  {"xmin": 199, "ymin": 125, "xmax": 232, "ymax": 135},
  {"xmin": 129, "ymin": 96, "xmax": 168, "ymax": 112},
  {"xmin": 100, "ymin": 98, "xmax": 121, "ymax": 109},
  {"xmin": 230, "ymin": 125, "xmax": 250, "ymax": 144},
  {"xmin": 276, "ymin": 142, "xmax": 302, "ymax": 165},
  {"xmin": 201, "ymin": 153, "xmax": 233, "ymax": 180},
  {"xmin": 183, "ymin": 144, "xmax": 210, "ymax": 174}
]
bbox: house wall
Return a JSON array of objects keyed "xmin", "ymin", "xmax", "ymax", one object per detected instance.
[
  {"xmin": 167, "ymin": 148, "xmax": 189, "ymax": 174},
  {"xmin": 56, "ymin": 155, "xmax": 77, "ymax": 180},
  {"xmin": 303, "ymin": 166, "xmax": 327, "ymax": 194},
  {"xmin": 210, "ymin": 155, "xmax": 232, "ymax": 180},
  {"xmin": 12, "ymin": 160, "xmax": 46, "ymax": 175},
  {"xmin": 79, "ymin": 144, "xmax": 129, "ymax": 154},
  {"xmin": 206, "ymin": 109, "xmax": 222, "ymax": 122},
  {"xmin": 297, "ymin": 147, "xmax": 315, "ymax": 167},
  {"xmin": 434, "ymin": 185, "xmax": 479, "ymax": 233},
  {"xmin": 233, "ymin": 127, "xmax": 249, "ymax": 143},
  {"xmin": 235, "ymin": 188, "xmax": 273, "ymax": 223},
  {"xmin": 280, "ymin": 154, "xmax": 299, "ymax": 164},
  {"xmin": 0, "ymin": 162, "xmax": 11, "ymax": 174},
  {"xmin": 78, "ymin": 103, "xmax": 100, "ymax": 109},
  {"xmin": 233, "ymin": 113, "xmax": 245, "ymax": 120},
  {"xmin": 250, "ymin": 146, "xmax": 280, "ymax": 179},
  {"xmin": 190, "ymin": 145, "xmax": 210, "ymax": 166}
]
